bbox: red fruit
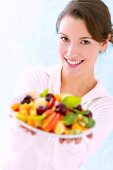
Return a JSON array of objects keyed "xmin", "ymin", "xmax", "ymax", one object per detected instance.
[
  {"xmin": 42, "ymin": 113, "xmax": 61, "ymax": 132},
  {"xmin": 55, "ymin": 102, "xmax": 67, "ymax": 115},
  {"xmin": 86, "ymin": 111, "xmax": 93, "ymax": 118},
  {"xmin": 48, "ymin": 97, "xmax": 56, "ymax": 109},
  {"xmin": 74, "ymin": 105, "xmax": 82, "ymax": 111},
  {"xmin": 45, "ymin": 93, "xmax": 54, "ymax": 102},
  {"xmin": 21, "ymin": 95, "xmax": 33, "ymax": 104},
  {"xmin": 36, "ymin": 106, "xmax": 48, "ymax": 115}
]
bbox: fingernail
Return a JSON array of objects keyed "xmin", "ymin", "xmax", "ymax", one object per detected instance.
[
  {"xmin": 75, "ymin": 138, "xmax": 82, "ymax": 144},
  {"xmin": 59, "ymin": 139, "xmax": 65, "ymax": 144},
  {"xmin": 87, "ymin": 133, "xmax": 93, "ymax": 139},
  {"xmin": 66, "ymin": 139, "xmax": 72, "ymax": 143}
]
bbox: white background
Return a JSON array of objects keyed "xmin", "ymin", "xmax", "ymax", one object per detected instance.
[{"xmin": 0, "ymin": 0, "xmax": 113, "ymax": 169}]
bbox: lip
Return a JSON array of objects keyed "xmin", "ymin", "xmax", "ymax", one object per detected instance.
[{"xmin": 64, "ymin": 58, "xmax": 84, "ymax": 68}]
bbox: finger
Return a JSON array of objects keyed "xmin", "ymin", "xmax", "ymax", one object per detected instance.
[
  {"xmin": 59, "ymin": 138, "xmax": 65, "ymax": 144},
  {"xmin": 30, "ymin": 131, "xmax": 37, "ymax": 135},
  {"xmin": 17, "ymin": 124, "xmax": 34, "ymax": 134},
  {"xmin": 65, "ymin": 139, "xmax": 73, "ymax": 143},
  {"xmin": 18, "ymin": 124, "xmax": 28, "ymax": 130},
  {"xmin": 87, "ymin": 133, "xmax": 93, "ymax": 139},
  {"xmin": 19, "ymin": 125, "xmax": 36, "ymax": 135},
  {"xmin": 19, "ymin": 125, "xmax": 30, "ymax": 132},
  {"xmin": 74, "ymin": 138, "xmax": 82, "ymax": 144},
  {"xmin": 9, "ymin": 114, "xmax": 13, "ymax": 118}
]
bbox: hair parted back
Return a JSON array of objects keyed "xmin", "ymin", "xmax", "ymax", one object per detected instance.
[{"xmin": 56, "ymin": 0, "xmax": 113, "ymax": 44}]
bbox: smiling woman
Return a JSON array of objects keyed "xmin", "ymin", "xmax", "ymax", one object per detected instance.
[
  {"xmin": 2, "ymin": 0, "xmax": 113, "ymax": 170},
  {"xmin": 57, "ymin": 16, "xmax": 102, "ymax": 97}
]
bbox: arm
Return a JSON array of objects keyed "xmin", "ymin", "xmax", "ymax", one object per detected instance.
[
  {"xmin": 7, "ymin": 117, "xmax": 37, "ymax": 152},
  {"xmin": 54, "ymin": 97, "xmax": 113, "ymax": 170},
  {"xmin": 8, "ymin": 67, "xmax": 43, "ymax": 152}
]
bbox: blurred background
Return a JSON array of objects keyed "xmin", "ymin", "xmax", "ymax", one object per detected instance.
[{"xmin": 0, "ymin": 0, "xmax": 113, "ymax": 169}]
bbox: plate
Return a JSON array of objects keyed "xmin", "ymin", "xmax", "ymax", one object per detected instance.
[
  {"xmin": 10, "ymin": 94, "xmax": 95, "ymax": 139},
  {"xmin": 13, "ymin": 116, "xmax": 94, "ymax": 139}
]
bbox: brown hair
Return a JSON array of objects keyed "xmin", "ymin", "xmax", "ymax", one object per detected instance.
[{"xmin": 56, "ymin": 0, "xmax": 113, "ymax": 44}]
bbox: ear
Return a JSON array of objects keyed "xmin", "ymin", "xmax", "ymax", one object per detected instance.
[{"xmin": 100, "ymin": 34, "xmax": 111, "ymax": 52}]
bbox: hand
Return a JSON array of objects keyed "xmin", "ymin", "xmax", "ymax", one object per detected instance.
[
  {"xmin": 9, "ymin": 114, "xmax": 37, "ymax": 135},
  {"xmin": 59, "ymin": 133, "xmax": 93, "ymax": 144},
  {"xmin": 18, "ymin": 124, "xmax": 37, "ymax": 135}
]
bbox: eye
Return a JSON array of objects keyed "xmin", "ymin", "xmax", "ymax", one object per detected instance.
[
  {"xmin": 60, "ymin": 36, "xmax": 69, "ymax": 42},
  {"xmin": 81, "ymin": 40, "xmax": 90, "ymax": 45}
]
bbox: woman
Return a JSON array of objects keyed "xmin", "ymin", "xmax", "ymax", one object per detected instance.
[{"xmin": 5, "ymin": 0, "xmax": 113, "ymax": 170}]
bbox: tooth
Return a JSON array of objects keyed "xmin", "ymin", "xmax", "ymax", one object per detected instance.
[
  {"xmin": 68, "ymin": 60, "xmax": 76, "ymax": 64},
  {"xmin": 67, "ymin": 60, "xmax": 81, "ymax": 65}
]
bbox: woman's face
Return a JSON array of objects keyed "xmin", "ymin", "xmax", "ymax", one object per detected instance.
[{"xmin": 57, "ymin": 16, "xmax": 104, "ymax": 77}]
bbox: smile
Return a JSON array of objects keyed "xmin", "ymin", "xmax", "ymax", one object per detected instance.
[{"xmin": 65, "ymin": 58, "xmax": 84, "ymax": 67}]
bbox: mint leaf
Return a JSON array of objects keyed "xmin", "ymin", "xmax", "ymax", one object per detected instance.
[
  {"xmin": 62, "ymin": 96, "xmax": 81, "ymax": 108},
  {"xmin": 86, "ymin": 118, "xmax": 95, "ymax": 128},
  {"xmin": 63, "ymin": 113, "xmax": 77, "ymax": 126},
  {"xmin": 81, "ymin": 110, "xmax": 90, "ymax": 115},
  {"xmin": 40, "ymin": 88, "xmax": 49, "ymax": 97}
]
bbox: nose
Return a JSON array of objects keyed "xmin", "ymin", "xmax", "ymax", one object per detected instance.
[{"xmin": 67, "ymin": 43, "xmax": 78, "ymax": 59}]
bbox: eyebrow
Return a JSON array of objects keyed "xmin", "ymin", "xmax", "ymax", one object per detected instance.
[
  {"xmin": 80, "ymin": 37, "xmax": 93, "ymax": 40},
  {"xmin": 59, "ymin": 32, "xmax": 92, "ymax": 39},
  {"xmin": 58, "ymin": 32, "xmax": 68, "ymax": 36}
]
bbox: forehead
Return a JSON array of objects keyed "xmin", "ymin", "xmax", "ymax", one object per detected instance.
[{"xmin": 59, "ymin": 16, "xmax": 92, "ymax": 38}]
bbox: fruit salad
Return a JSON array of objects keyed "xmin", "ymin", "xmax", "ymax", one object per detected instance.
[{"xmin": 11, "ymin": 89, "xmax": 95, "ymax": 135}]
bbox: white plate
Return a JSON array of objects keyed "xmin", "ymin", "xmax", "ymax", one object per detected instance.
[
  {"xmin": 13, "ymin": 117, "xmax": 94, "ymax": 139},
  {"xmin": 11, "ymin": 94, "xmax": 94, "ymax": 139}
]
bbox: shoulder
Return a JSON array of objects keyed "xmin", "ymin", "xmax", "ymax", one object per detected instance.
[
  {"xmin": 21, "ymin": 64, "xmax": 61, "ymax": 78},
  {"xmin": 86, "ymin": 96, "xmax": 113, "ymax": 120},
  {"xmin": 17, "ymin": 64, "xmax": 61, "ymax": 82},
  {"xmin": 14, "ymin": 64, "xmax": 62, "ymax": 96},
  {"xmin": 82, "ymin": 80, "xmax": 113, "ymax": 115},
  {"xmin": 91, "ymin": 95, "xmax": 113, "ymax": 108}
]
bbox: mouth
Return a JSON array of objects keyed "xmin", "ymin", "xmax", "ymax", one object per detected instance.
[{"xmin": 65, "ymin": 58, "xmax": 84, "ymax": 67}]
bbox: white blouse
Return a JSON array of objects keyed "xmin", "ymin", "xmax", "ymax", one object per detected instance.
[{"xmin": 4, "ymin": 65, "xmax": 113, "ymax": 170}]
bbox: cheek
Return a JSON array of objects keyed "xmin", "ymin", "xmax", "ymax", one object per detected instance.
[
  {"xmin": 83, "ymin": 47, "xmax": 99, "ymax": 61},
  {"xmin": 57, "ymin": 42, "xmax": 66, "ymax": 56}
]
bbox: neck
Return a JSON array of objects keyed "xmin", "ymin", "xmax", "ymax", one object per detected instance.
[{"xmin": 60, "ymin": 69, "xmax": 97, "ymax": 97}]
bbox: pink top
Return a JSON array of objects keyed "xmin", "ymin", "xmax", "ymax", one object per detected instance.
[{"xmin": 4, "ymin": 65, "xmax": 113, "ymax": 170}]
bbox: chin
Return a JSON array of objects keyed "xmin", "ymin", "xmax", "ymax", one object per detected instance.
[{"xmin": 63, "ymin": 67, "xmax": 81, "ymax": 77}]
